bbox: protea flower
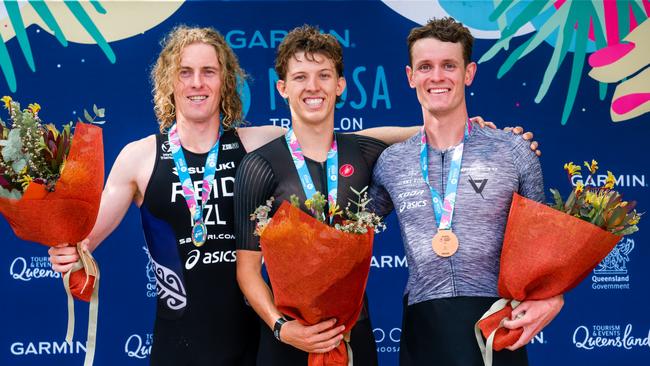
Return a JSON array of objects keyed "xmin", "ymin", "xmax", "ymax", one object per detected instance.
[{"xmin": 41, "ymin": 123, "xmax": 71, "ymax": 175}]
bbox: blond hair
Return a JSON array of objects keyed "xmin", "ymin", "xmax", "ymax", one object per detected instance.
[{"xmin": 151, "ymin": 25, "xmax": 246, "ymax": 132}]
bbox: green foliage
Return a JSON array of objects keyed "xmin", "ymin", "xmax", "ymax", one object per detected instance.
[
  {"xmin": 305, "ymin": 192, "xmax": 328, "ymax": 223},
  {"xmin": 251, "ymin": 187, "xmax": 386, "ymax": 236},
  {"xmin": 335, "ymin": 185, "xmax": 386, "ymax": 234},
  {"xmin": 0, "ymin": 96, "xmax": 105, "ymax": 198}
]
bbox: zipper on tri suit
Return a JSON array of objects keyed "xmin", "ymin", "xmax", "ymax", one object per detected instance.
[
  {"xmin": 441, "ymin": 150, "xmax": 457, "ymax": 296},
  {"xmin": 319, "ymin": 162, "xmax": 330, "ymax": 221}
]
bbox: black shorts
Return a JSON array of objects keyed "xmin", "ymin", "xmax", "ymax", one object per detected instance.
[
  {"xmin": 150, "ymin": 316, "xmax": 259, "ymax": 366},
  {"xmin": 400, "ymin": 296, "xmax": 528, "ymax": 366},
  {"xmin": 257, "ymin": 317, "xmax": 378, "ymax": 366}
]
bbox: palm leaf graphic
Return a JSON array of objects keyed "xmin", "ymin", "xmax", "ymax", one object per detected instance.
[
  {"xmin": 481, "ymin": 0, "xmax": 648, "ymax": 125},
  {"xmin": 0, "ymin": 0, "xmax": 116, "ymax": 92}
]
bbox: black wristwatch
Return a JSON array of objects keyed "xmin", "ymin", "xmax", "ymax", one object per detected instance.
[{"xmin": 273, "ymin": 317, "xmax": 287, "ymax": 341}]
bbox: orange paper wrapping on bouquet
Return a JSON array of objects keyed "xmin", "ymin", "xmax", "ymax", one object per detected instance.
[
  {"xmin": 477, "ymin": 193, "xmax": 621, "ymax": 351},
  {"xmin": 0, "ymin": 122, "xmax": 103, "ymax": 301},
  {"xmin": 260, "ymin": 201, "xmax": 374, "ymax": 366}
]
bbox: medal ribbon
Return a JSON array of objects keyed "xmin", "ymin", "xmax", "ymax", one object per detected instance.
[
  {"xmin": 168, "ymin": 122, "xmax": 222, "ymax": 232},
  {"xmin": 420, "ymin": 121, "xmax": 471, "ymax": 230},
  {"xmin": 285, "ymin": 128, "xmax": 338, "ymax": 224}
]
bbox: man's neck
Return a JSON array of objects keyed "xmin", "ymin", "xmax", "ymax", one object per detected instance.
[
  {"xmin": 291, "ymin": 119, "xmax": 335, "ymax": 162},
  {"xmin": 176, "ymin": 118, "xmax": 221, "ymax": 154},
  {"xmin": 422, "ymin": 108, "xmax": 469, "ymax": 150}
]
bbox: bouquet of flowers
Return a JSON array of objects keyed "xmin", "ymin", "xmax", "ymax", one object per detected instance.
[
  {"xmin": 0, "ymin": 96, "xmax": 105, "ymax": 366},
  {"xmin": 252, "ymin": 187, "xmax": 384, "ymax": 366},
  {"xmin": 475, "ymin": 160, "xmax": 641, "ymax": 366}
]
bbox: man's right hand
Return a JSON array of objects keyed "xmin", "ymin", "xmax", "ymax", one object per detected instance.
[
  {"xmin": 48, "ymin": 239, "xmax": 89, "ymax": 273},
  {"xmin": 279, "ymin": 318, "xmax": 345, "ymax": 353}
]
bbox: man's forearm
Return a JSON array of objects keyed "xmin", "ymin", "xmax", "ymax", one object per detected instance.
[
  {"xmin": 355, "ymin": 126, "xmax": 419, "ymax": 145},
  {"xmin": 236, "ymin": 250, "xmax": 283, "ymax": 329}
]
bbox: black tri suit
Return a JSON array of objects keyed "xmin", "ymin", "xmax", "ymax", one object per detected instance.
[
  {"xmin": 140, "ymin": 129, "xmax": 259, "ymax": 365},
  {"xmin": 234, "ymin": 133, "xmax": 387, "ymax": 366}
]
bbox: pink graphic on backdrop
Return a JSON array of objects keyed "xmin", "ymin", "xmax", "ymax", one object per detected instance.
[
  {"xmin": 612, "ymin": 94, "xmax": 650, "ymax": 115},
  {"xmin": 588, "ymin": 42, "xmax": 635, "ymax": 67}
]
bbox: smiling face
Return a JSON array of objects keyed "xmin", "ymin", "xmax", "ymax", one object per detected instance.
[
  {"xmin": 172, "ymin": 42, "xmax": 222, "ymax": 126},
  {"xmin": 276, "ymin": 52, "xmax": 346, "ymax": 127},
  {"xmin": 406, "ymin": 37, "xmax": 476, "ymax": 119}
]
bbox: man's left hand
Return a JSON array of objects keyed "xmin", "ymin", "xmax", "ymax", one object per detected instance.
[
  {"xmin": 471, "ymin": 117, "xmax": 541, "ymax": 156},
  {"xmin": 505, "ymin": 126, "xmax": 541, "ymax": 156},
  {"xmin": 502, "ymin": 294, "xmax": 564, "ymax": 350},
  {"xmin": 470, "ymin": 116, "xmax": 496, "ymax": 130}
]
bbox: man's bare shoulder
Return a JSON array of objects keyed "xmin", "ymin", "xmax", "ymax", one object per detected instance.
[{"xmin": 120, "ymin": 134, "xmax": 157, "ymax": 158}]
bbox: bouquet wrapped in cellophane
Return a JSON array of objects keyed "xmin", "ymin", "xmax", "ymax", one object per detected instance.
[
  {"xmin": 0, "ymin": 96, "xmax": 105, "ymax": 366},
  {"xmin": 253, "ymin": 188, "xmax": 384, "ymax": 366},
  {"xmin": 475, "ymin": 160, "xmax": 641, "ymax": 366}
]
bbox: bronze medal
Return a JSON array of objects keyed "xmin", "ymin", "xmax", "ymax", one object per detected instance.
[{"xmin": 432, "ymin": 229, "xmax": 459, "ymax": 257}]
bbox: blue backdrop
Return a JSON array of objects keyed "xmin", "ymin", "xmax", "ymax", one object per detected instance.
[{"xmin": 2, "ymin": 1, "xmax": 648, "ymax": 365}]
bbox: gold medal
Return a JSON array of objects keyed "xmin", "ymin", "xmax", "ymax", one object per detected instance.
[
  {"xmin": 432, "ymin": 229, "xmax": 458, "ymax": 257},
  {"xmin": 192, "ymin": 222, "xmax": 207, "ymax": 248}
]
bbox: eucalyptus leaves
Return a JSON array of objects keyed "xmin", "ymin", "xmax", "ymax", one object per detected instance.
[
  {"xmin": 251, "ymin": 186, "xmax": 386, "ymax": 236},
  {"xmin": 0, "ymin": 96, "xmax": 104, "ymax": 199}
]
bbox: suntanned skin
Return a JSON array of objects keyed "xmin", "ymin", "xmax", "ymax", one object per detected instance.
[
  {"xmin": 405, "ymin": 36, "xmax": 561, "ymax": 350},
  {"xmin": 46, "ymin": 43, "xmax": 293, "ymax": 264}
]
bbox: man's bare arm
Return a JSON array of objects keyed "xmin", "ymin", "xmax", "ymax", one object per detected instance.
[
  {"xmin": 237, "ymin": 125, "xmax": 286, "ymax": 152},
  {"xmin": 355, "ymin": 116, "xmax": 495, "ymax": 145},
  {"xmin": 237, "ymin": 250, "xmax": 344, "ymax": 353},
  {"xmin": 355, "ymin": 126, "xmax": 420, "ymax": 145},
  {"xmin": 49, "ymin": 136, "xmax": 155, "ymax": 271}
]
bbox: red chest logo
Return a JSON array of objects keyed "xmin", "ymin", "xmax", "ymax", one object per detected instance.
[{"xmin": 339, "ymin": 164, "xmax": 354, "ymax": 177}]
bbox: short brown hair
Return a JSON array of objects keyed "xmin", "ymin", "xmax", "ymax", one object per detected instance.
[
  {"xmin": 407, "ymin": 17, "xmax": 474, "ymax": 66},
  {"xmin": 275, "ymin": 25, "xmax": 344, "ymax": 80},
  {"xmin": 151, "ymin": 25, "xmax": 246, "ymax": 132}
]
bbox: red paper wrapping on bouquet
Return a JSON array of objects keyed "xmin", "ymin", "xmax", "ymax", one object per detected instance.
[
  {"xmin": 0, "ymin": 122, "xmax": 103, "ymax": 301},
  {"xmin": 260, "ymin": 201, "xmax": 374, "ymax": 366},
  {"xmin": 477, "ymin": 193, "xmax": 621, "ymax": 351}
]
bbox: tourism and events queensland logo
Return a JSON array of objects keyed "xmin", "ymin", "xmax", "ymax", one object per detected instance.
[
  {"xmin": 573, "ymin": 324, "xmax": 650, "ymax": 350},
  {"xmin": 143, "ymin": 246, "xmax": 157, "ymax": 298},
  {"xmin": 591, "ymin": 237, "xmax": 634, "ymax": 290},
  {"xmin": 124, "ymin": 333, "xmax": 153, "ymax": 359},
  {"xmin": 10, "ymin": 255, "xmax": 60, "ymax": 282}
]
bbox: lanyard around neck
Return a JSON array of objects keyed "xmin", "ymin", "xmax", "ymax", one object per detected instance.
[
  {"xmin": 168, "ymin": 123, "xmax": 223, "ymax": 227},
  {"xmin": 420, "ymin": 121, "xmax": 471, "ymax": 230},
  {"xmin": 285, "ymin": 128, "xmax": 338, "ymax": 224}
]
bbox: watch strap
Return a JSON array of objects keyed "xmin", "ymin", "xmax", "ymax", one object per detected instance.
[{"xmin": 273, "ymin": 317, "xmax": 287, "ymax": 341}]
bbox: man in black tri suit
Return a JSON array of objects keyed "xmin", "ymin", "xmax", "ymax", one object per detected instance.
[
  {"xmin": 235, "ymin": 25, "xmax": 385, "ymax": 366},
  {"xmin": 48, "ymin": 25, "xmax": 278, "ymax": 366}
]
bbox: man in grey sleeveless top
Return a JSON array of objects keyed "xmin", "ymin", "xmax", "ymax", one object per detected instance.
[{"xmin": 369, "ymin": 17, "xmax": 564, "ymax": 366}]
